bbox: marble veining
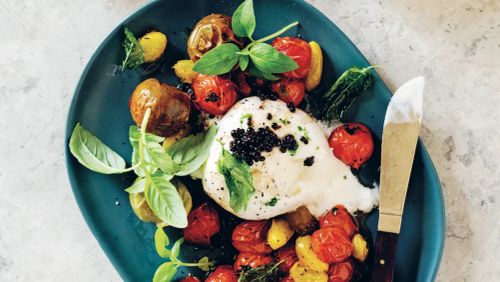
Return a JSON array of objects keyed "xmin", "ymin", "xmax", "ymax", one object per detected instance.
[{"xmin": 0, "ymin": 0, "xmax": 499, "ymax": 281}]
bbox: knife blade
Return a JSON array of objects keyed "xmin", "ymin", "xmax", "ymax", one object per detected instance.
[{"xmin": 372, "ymin": 77, "xmax": 424, "ymax": 282}]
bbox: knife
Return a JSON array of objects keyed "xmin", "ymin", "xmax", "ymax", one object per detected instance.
[{"xmin": 372, "ymin": 77, "xmax": 425, "ymax": 282}]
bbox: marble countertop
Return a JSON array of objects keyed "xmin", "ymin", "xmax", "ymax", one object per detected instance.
[{"xmin": 0, "ymin": 0, "xmax": 498, "ymax": 281}]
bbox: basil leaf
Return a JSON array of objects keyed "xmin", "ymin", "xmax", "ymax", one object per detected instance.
[
  {"xmin": 166, "ymin": 126, "xmax": 217, "ymax": 176},
  {"xmin": 125, "ymin": 177, "xmax": 146, "ymax": 193},
  {"xmin": 146, "ymin": 142, "xmax": 178, "ymax": 173},
  {"xmin": 217, "ymin": 148, "xmax": 255, "ymax": 212},
  {"xmin": 239, "ymin": 55, "xmax": 250, "ymax": 71},
  {"xmin": 249, "ymin": 43, "xmax": 298, "ymax": 74},
  {"xmin": 197, "ymin": 256, "xmax": 212, "ymax": 271},
  {"xmin": 152, "ymin": 262, "xmax": 177, "ymax": 282},
  {"xmin": 232, "ymin": 0, "xmax": 256, "ymax": 38},
  {"xmin": 145, "ymin": 172, "xmax": 188, "ymax": 228},
  {"xmin": 69, "ymin": 123, "xmax": 127, "ymax": 174},
  {"xmin": 129, "ymin": 126, "xmax": 164, "ymax": 176},
  {"xmin": 154, "ymin": 227, "xmax": 171, "ymax": 258},
  {"xmin": 249, "ymin": 65, "xmax": 279, "ymax": 81},
  {"xmin": 192, "ymin": 43, "xmax": 240, "ymax": 75},
  {"xmin": 121, "ymin": 28, "xmax": 144, "ymax": 71},
  {"xmin": 319, "ymin": 66, "xmax": 375, "ymax": 121},
  {"xmin": 170, "ymin": 238, "xmax": 184, "ymax": 261}
]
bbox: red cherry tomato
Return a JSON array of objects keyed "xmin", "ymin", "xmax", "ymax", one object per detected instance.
[
  {"xmin": 328, "ymin": 123, "xmax": 374, "ymax": 169},
  {"xmin": 280, "ymin": 276, "xmax": 295, "ymax": 282},
  {"xmin": 205, "ymin": 265, "xmax": 238, "ymax": 282},
  {"xmin": 311, "ymin": 227, "xmax": 353, "ymax": 263},
  {"xmin": 180, "ymin": 276, "xmax": 201, "ymax": 282},
  {"xmin": 182, "ymin": 203, "xmax": 220, "ymax": 247},
  {"xmin": 328, "ymin": 260, "xmax": 354, "ymax": 282},
  {"xmin": 192, "ymin": 74, "xmax": 238, "ymax": 115},
  {"xmin": 272, "ymin": 37, "xmax": 312, "ymax": 78},
  {"xmin": 232, "ymin": 220, "xmax": 273, "ymax": 254},
  {"xmin": 275, "ymin": 242, "xmax": 299, "ymax": 274},
  {"xmin": 236, "ymin": 72, "xmax": 252, "ymax": 97},
  {"xmin": 319, "ymin": 205, "xmax": 358, "ymax": 239},
  {"xmin": 271, "ymin": 78, "xmax": 305, "ymax": 106},
  {"xmin": 233, "ymin": 252, "xmax": 274, "ymax": 271}
]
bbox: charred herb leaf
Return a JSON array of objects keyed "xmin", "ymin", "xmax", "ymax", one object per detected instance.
[
  {"xmin": 238, "ymin": 262, "xmax": 282, "ymax": 282},
  {"xmin": 317, "ymin": 66, "xmax": 375, "ymax": 121},
  {"xmin": 121, "ymin": 28, "xmax": 144, "ymax": 70}
]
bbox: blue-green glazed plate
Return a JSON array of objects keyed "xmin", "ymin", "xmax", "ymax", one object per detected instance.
[{"xmin": 65, "ymin": 0, "xmax": 445, "ymax": 281}]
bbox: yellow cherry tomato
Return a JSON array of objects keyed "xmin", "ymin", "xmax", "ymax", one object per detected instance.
[
  {"xmin": 305, "ymin": 41, "xmax": 323, "ymax": 91},
  {"xmin": 139, "ymin": 31, "xmax": 167, "ymax": 63},
  {"xmin": 267, "ymin": 218, "xmax": 294, "ymax": 250},
  {"xmin": 352, "ymin": 233, "xmax": 369, "ymax": 262},
  {"xmin": 290, "ymin": 261, "xmax": 328, "ymax": 282},
  {"xmin": 295, "ymin": 235, "xmax": 328, "ymax": 272},
  {"xmin": 129, "ymin": 192, "xmax": 161, "ymax": 223},
  {"xmin": 173, "ymin": 60, "xmax": 199, "ymax": 83}
]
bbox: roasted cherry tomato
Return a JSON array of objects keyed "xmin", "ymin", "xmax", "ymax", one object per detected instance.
[
  {"xmin": 275, "ymin": 242, "xmax": 299, "ymax": 274},
  {"xmin": 180, "ymin": 276, "xmax": 201, "ymax": 282},
  {"xmin": 192, "ymin": 74, "xmax": 238, "ymax": 115},
  {"xmin": 182, "ymin": 203, "xmax": 220, "ymax": 247},
  {"xmin": 328, "ymin": 260, "xmax": 354, "ymax": 282},
  {"xmin": 233, "ymin": 252, "xmax": 274, "ymax": 271},
  {"xmin": 205, "ymin": 265, "xmax": 238, "ymax": 282},
  {"xmin": 310, "ymin": 227, "xmax": 353, "ymax": 263},
  {"xmin": 236, "ymin": 72, "xmax": 252, "ymax": 96},
  {"xmin": 272, "ymin": 37, "xmax": 312, "ymax": 78},
  {"xmin": 271, "ymin": 78, "xmax": 305, "ymax": 106},
  {"xmin": 328, "ymin": 123, "xmax": 374, "ymax": 169},
  {"xmin": 319, "ymin": 205, "xmax": 358, "ymax": 239},
  {"xmin": 280, "ymin": 276, "xmax": 295, "ymax": 282},
  {"xmin": 232, "ymin": 220, "xmax": 273, "ymax": 254}
]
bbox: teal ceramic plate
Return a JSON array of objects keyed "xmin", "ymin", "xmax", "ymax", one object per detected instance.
[{"xmin": 65, "ymin": 0, "xmax": 445, "ymax": 281}]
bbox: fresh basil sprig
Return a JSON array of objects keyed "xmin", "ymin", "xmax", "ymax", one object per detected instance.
[
  {"xmin": 192, "ymin": 0, "xmax": 298, "ymax": 78},
  {"xmin": 121, "ymin": 28, "xmax": 144, "ymax": 71},
  {"xmin": 316, "ymin": 66, "xmax": 376, "ymax": 121},
  {"xmin": 166, "ymin": 126, "xmax": 217, "ymax": 176},
  {"xmin": 153, "ymin": 230, "xmax": 215, "ymax": 282},
  {"xmin": 217, "ymin": 148, "xmax": 255, "ymax": 212}
]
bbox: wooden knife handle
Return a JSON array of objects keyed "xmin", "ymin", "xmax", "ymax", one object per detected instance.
[{"xmin": 372, "ymin": 231, "xmax": 399, "ymax": 282}]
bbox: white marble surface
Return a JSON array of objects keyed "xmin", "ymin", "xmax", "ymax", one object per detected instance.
[{"xmin": 0, "ymin": 0, "xmax": 499, "ymax": 281}]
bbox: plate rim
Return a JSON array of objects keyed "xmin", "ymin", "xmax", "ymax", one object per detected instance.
[{"xmin": 64, "ymin": 0, "xmax": 445, "ymax": 280}]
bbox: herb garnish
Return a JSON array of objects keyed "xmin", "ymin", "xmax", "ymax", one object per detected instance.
[
  {"xmin": 193, "ymin": 0, "xmax": 299, "ymax": 78},
  {"xmin": 238, "ymin": 261, "xmax": 282, "ymax": 282},
  {"xmin": 240, "ymin": 113, "xmax": 253, "ymax": 124},
  {"xmin": 121, "ymin": 28, "xmax": 144, "ymax": 71},
  {"xmin": 264, "ymin": 197, "xmax": 278, "ymax": 207},
  {"xmin": 217, "ymin": 148, "xmax": 255, "ymax": 212},
  {"xmin": 153, "ymin": 228, "xmax": 214, "ymax": 282},
  {"xmin": 315, "ymin": 66, "xmax": 376, "ymax": 121}
]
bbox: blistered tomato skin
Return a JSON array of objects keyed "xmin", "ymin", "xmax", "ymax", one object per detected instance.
[
  {"xmin": 180, "ymin": 276, "xmax": 201, "ymax": 282},
  {"xmin": 319, "ymin": 205, "xmax": 358, "ymax": 239},
  {"xmin": 232, "ymin": 220, "xmax": 273, "ymax": 254},
  {"xmin": 271, "ymin": 78, "xmax": 305, "ymax": 106},
  {"xmin": 205, "ymin": 265, "xmax": 238, "ymax": 282},
  {"xmin": 310, "ymin": 227, "xmax": 353, "ymax": 264},
  {"xmin": 236, "ymin": 72, "xmax": 252, "ymax": 97},
  {"xmin": 192, "ymin": 74, "xmax": 238, "ymax": 115},
  {"xmin": 233, "ymin": 252, "xmax": 274, "ymax": 271},
  {"xmin": 328, "ymin": 261, "xmax": 354, "ymax": 282},
  {"xmin": 328, "ymin": 123, "xmax": 374, "ymax": 169},
  {"xmin": 275, "ymin": 242, "xmax": 299, "ymax": 274},
  {"xmin": 182, "ymin": 203, "xmax": 220, "ymax": 247},
  {"xmin": 272, "ymin": 37, "xmax": 312, "ymax": 78}
]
